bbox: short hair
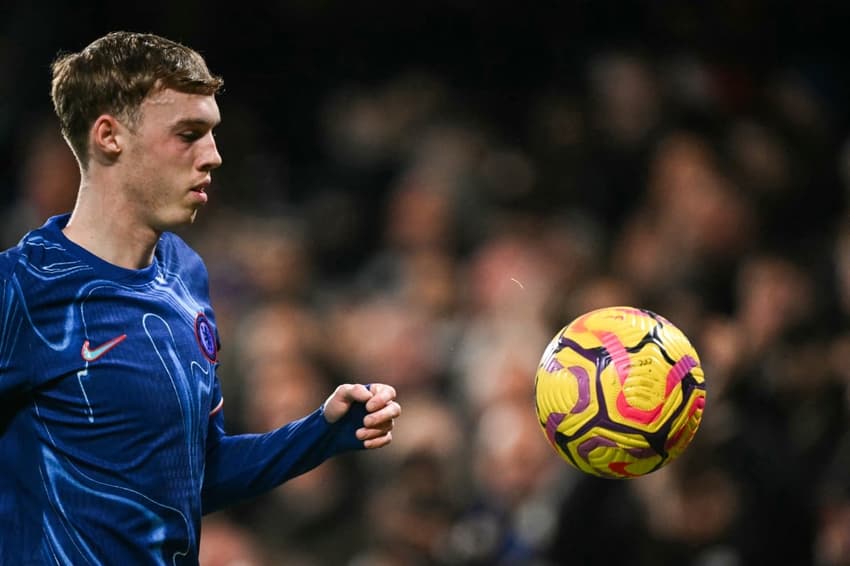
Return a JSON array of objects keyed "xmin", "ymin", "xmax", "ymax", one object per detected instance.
[{"xmin": 50, "ymin": 31, "xmax": 223, "ymax": 167}]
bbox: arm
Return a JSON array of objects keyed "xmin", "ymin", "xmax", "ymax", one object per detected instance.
[{"xmin": 201, "ymin": 383, "xmax": 399, "ymax": 514}]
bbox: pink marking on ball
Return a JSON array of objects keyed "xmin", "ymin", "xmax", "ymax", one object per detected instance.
[
  {"xmin": 598, "ymin": 331, "xmax": 630, "ymax": 384},
  {"xmin": 664, "ymin": 355, "xmax": 699, "ymax": 396},
  {"xmin": 664, "ymin": 392, "xmax": 706, "ymax": 450},
  {"xmin": 608, "ymin": 461, "xmax": 640, "ymax": 478}
]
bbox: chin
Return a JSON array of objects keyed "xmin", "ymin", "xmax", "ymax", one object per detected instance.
[
  {"xmin": 179, "ymin": 204, "xmax": 203, "ymax": 225},
  {"xmin": 154, "ymin": 209, "xmax": 200, "ymax": 232}
]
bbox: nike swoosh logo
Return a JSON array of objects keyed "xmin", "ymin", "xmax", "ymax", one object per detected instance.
[{"xmin": 81, "ymin": 334, "xmax": 127, "ymax": 362}]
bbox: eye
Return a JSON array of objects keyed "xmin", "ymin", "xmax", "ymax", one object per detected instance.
[{"xmin": 179, "ymin": 131, "xmax": 203, "ymax": 142}]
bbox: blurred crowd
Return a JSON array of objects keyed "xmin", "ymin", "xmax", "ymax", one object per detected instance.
[{"xmin": 3, "ymin": 4, "xmax": 850, "ymax": 565}]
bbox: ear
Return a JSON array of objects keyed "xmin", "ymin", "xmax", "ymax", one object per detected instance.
[{"xmin": 89, "ymin": 114, "xmax": 124, "ymax": 164}]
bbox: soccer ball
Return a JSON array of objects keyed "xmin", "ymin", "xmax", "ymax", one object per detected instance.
[{"xmin": 534, "ymin": 306, "xmax": 706, "ymax": 478}]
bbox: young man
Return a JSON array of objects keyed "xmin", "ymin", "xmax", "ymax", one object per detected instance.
[{"xmin": 0, "ymin": 32, "xmax": 400, "ymax": 565}]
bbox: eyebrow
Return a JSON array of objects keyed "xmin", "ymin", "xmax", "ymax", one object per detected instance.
[{"xmin": 171, "ymin": 118, "xmax": 221, "ymax": 130}]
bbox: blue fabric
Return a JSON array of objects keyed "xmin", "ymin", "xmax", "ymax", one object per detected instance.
[{"xmin": 0, "ymin": 215, "xmax": 364, "ymax": 565}]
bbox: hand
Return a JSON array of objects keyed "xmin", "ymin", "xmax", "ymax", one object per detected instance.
[{"xmin": 322, "ymin": 383, "xmax": 400, "ymax": 449}]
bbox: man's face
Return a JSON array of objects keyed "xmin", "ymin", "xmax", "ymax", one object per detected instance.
[{"xmin": 121, "ymin": 87, "xmax": 222, "ymax": 230}]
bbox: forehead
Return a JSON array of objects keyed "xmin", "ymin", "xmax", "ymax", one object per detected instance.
[{"xmin": 139, "ymin": 88, "xmax": 221, "ymax": 127}]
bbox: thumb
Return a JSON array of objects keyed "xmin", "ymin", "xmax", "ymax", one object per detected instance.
[{"xmin": 322, "ymin": 383, "xmax": 372, "ymax": 423}]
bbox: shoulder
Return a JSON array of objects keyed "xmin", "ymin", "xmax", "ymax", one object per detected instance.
[
  {"xmin": 0, "ymin": 236, "xmax": 30, "ymax": 284},
  {"xmin": 0, "ymin": 245, "xmax": 21, "ymax": 283},
  {"xmin": 157, "ymin": 232, "xmax": 212, "ymax": 297},
  {"xmin": 158, "ymin": 232, "xmax": 208, "ymax": 272},
  {"xmin": 0, "ymin": 216, "xmax": 83, "ymax": 286},
  {"xmin": 0, "ymin": 244, "xmax": 27, "ymax": 327}
]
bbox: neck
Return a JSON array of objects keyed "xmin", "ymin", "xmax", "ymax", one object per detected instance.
[{"xmin": 63, "ymin": 177, "xmax": 160, "ymax": 270}]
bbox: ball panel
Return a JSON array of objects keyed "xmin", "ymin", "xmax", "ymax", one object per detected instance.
[
  {"xmin": 567, "ymin": 427, "xmax": 666, "ymax": 478},
  {"xmin": 656, "ymin": 320, "xmax": 703, "ymax": 371},
  {"xmin": 604, "ymin": 343, "xmax": 668, "ymax": 425},
  {"xmin": 535, "ymin": 335, "xmax": 602, "ymax": 438},
  {"xmin": 602, "ymin": 348, "xmax": 699, "ymax": 433}
]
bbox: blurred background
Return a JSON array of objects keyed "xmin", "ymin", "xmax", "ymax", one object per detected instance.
[{"xmin": 3, "ymin": 1, "xmax": 850, "ymax": 564}]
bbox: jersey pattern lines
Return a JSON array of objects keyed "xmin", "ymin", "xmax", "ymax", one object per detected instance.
[{"xmin": 0, "ymin": 215, "xmax": 222, "ymax": 565}]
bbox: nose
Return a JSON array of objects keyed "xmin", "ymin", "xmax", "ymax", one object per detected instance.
[{"xmin": 199, "ymin": 134, "xmax": 223, "ymax": 172}]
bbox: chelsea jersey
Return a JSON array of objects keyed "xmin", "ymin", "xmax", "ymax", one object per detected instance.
[{"xmin": 0, "ymin": 215, "xmax": 364, "ymax": 565}]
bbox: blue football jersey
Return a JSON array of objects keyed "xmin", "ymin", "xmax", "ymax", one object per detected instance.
[{"xmin": 0, "ymin": 215, "xmax": 365, "ymax": 565}]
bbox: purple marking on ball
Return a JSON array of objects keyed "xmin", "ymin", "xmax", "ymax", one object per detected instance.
[
  {"xmin": 577, "ymin": 436, "xmax": 617, "ymax": 460},
  {"xmin": 625, "ymin": 446, "xmax": 657, "ymax": 458},
  {"xmin": 567, "ymin": 366, "xmax": 591, "ymax": 414},
  {"xmin": 546, "ymin": 413, "xmax": 566, "ymax": 444},
  {"xmin": 545, "ymin": 356, "xmax": 564, "ymax": 373}
]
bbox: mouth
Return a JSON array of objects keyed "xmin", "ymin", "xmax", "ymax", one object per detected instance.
[
  {"xmin": 191, "ymin": 178, "xmax": 211, "ymax": 192},
  {"xmin": 190, "ymin": 179, "xmax": 211, "ymax": 203}
]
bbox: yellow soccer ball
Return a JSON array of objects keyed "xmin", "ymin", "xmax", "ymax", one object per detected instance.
[{"xmin": 534, "ymin": 306, "xmax": 706, "ymax": 478}]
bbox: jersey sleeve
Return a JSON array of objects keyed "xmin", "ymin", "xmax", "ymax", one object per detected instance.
[{"xmin": 200, "ymin": 387, "xmax": 368, "ymax": 515}]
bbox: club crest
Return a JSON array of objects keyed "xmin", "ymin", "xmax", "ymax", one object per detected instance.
[{"xmin": 195, "ymin": 313, "xmax": 218, "ymax": 362}]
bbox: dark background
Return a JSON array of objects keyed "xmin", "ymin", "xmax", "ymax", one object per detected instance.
[{"xmin": 3, "ymin": 1, "xmax": 850, "ymax": 202}]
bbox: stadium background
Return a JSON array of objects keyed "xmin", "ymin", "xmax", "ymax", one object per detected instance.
[{"xmin": 2, "ymin": 2, "xmax": 850, "ymax": 564}]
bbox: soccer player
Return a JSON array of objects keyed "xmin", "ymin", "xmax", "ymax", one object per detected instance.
[{"xmin": 0, "ymin": 31, "xmax": 401, "ymax": 565}]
